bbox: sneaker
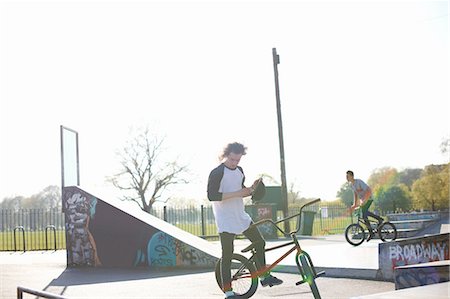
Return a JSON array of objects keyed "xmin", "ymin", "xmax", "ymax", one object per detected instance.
[{"xmin": 260, "ymin": 275, "xmax": 283, "ymax": 287}]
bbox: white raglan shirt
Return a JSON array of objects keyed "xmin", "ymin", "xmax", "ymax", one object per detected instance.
[{"xmin": 212, "ymin": 166, "xmax": 252, "ymax": 234}]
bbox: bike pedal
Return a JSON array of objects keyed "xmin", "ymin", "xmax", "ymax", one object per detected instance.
[
  {"xmin": 295, "ymin": 280, "xmax": 306, "ymax": 286},
  {"xmin": 315, "ymin": 271, "xmax": 326, "ymax": 278}
]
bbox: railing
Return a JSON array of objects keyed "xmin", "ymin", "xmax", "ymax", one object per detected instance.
[
  {"xmin": 150, "ymin": 204, "xmax": 219, "ymax": 239},
  {"xmin": 0, "ymin": 208, "xmax": 65, "ymax": 251},
  {"xmin": 17, "ymin": 286, "xmax": 68, "ymax": 299},
  {"xmin": 151, "ymin": 202, "xmax": 355, "ymax": 238},
  {"xmin": 14, "ymin": 226, "xmax": 25, "ymax": 252},
  {"xmin": 1, "ymin": 204, "xmax": 366, "ymax": 251},
  {"xmin": 46, "ymin": 225, "xmax": 57, "ymax": 251}
]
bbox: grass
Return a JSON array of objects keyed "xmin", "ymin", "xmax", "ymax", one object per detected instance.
[
  {"xmin": 0, "ymin": 230, "xmax": 66, "ymax": 251},
  {"xmin": 175, "ymin": 216, "xmax": 353, "ymax": 238},
  {"xmin": 0, "ymin": 215, "xmax": 354, "ymax": 251}
]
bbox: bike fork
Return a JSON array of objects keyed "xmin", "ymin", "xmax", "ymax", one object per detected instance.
[{"xmin": 292, "ymin": 234, "xmax": 325, "ymax": 283}]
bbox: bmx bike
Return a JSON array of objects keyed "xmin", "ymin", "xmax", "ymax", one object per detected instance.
[
  {"xmin": 215, "ymin": 199, "xmax": 325, "ymax": 299},
  {"xmin": 344, "ymin": 205, "xmax": 397, "ymax": 246}
]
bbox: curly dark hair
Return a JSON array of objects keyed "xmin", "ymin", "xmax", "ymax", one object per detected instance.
[{"xmin": 220, "ymin": 142, "xmax": 247, "ymax": 160}]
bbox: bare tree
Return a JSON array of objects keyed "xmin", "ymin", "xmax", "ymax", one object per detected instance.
[
  {"xmin": 37, "ymin": 185, "xmax": 61, "ymax": 209},
  {"xmin": 288, "ymin": 181, "xmax": 301, "ymax": 204},
  {"xmin": 440, "ymin": 137, "xmax": 449, "ymax": 156},
  {"xmin": 108, "ymin": 127, "xmax": 189, "ymax": 213}
]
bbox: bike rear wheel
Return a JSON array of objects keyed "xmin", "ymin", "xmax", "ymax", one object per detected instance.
[
  {"xmin": 345, "ymin": 223, "xmax": 365, "ymax": 246},
  {"xmin": 378, "ymin": 221, "xmax": 397, "ymax": 242},
  {"xmin": 215, "ymin": 253, "xmax": 258, "ymax": 299},
  {"xmin": 299, "ymin": 254, "xmax": 321, "ymax": 299}
]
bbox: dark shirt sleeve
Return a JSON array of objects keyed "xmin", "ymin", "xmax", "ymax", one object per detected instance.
[
  {"xmin": 207, "ymin": 166, "xmax": 223, "ymax": 201},
  {"xmin": 238, "ymin": 166, "xmax": 246, "ymax": 188}
]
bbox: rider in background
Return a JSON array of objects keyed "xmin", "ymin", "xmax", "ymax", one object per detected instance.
[{"xmin": 346, "ymin": 170, "xmax": 384, "ymax": 241}]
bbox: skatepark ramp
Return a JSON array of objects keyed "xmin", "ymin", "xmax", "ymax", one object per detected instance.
[
  {"xmin": 378, "ymin": 232, "xmax": 449, "ymax": 285},
  {"xmin": 62, "ymin": 186, "xmax": 220, "ymax": 268},
  {"xmin": 387, "ymin": 211, "xmax": 446, "ymax": 238},
  {"xmin": 394, "ymin": 260, "xmax": 450, "ymax": 289}
]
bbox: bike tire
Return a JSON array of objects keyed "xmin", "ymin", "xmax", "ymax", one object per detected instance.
[
  {"xmin": 345, "ymin": 223, "xmax": 365, "ymax": 246},
  {"xmin": 378, "ymin": 221, "xmax": 397, "ymax": 242},
  {"xmin": 299, "ymin": 254, "xmax": 321, "ymax": 299},
  {"xmin": 214, "ymin": 253, "xmax": 258, "ymax": 299}
]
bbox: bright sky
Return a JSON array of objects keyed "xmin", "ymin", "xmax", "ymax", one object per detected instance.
[{"xmin": 0, "ymin": 0, "xmax": 448, "ymax": 203}]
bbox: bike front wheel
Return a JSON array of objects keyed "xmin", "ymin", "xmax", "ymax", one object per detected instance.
[
  {"xmin": 378, "ymin": 221, "xmax": 397, "ymax": 242},
  {"xmin": 345, "ymin": 223, "xmax": 365, "ymax": 246},
  {"xmin": 215, "ymin": 253, "xmax": 258, "ymax": 299},
  {"xmin": 299, "ymin": 254, "xmax": 321, "ymax": 299}
]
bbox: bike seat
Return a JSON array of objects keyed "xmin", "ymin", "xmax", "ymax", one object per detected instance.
[{"xmin": 241, "ymin": 243, "xmax": 256, "ymax": 253}]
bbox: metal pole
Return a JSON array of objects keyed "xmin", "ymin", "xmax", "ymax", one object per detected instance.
[
  {"xmin": 201, "ymin": 205, "xmax": 206, "ymax": 237},
  {"xmin": 60, "ymin": 125, "xmax": 65, "ymax": 212},
  {"xmin": 272, "ymin": 48, "xmax": 290, "ymax": 231}
]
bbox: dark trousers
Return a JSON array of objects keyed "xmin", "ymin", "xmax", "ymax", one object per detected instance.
[
  {"xmin": 362, "ymin": 210, "xmax": 384, "ymax": 233},
  {"xmin": 219, "ymin": 225, "xmax": 266, "ymax": 292}
]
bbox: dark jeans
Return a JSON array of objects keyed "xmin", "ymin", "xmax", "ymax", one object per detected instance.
[
  {"xmin": 360, "ymin": 199, "xmax": 384, "ymax": 234},
  {"xmin": 219, "ymin": 225, "xmax": 266, "ymax": 292},
  {"xmin": 362, "ymin": 210, "xmax": 384, "ymax": 234}
]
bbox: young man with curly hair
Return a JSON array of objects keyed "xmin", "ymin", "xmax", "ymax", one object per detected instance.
[{"xmin": 208, "ymin": 142, "xmax": 282, "ymax": 299}]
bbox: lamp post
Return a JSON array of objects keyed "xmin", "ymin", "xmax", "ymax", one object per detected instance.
[{"xmin": 272, "ymin": 48, "xmax": 290, "ymax": 230}]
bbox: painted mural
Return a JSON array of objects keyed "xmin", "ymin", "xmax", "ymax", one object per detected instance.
[
  {"xmin": 386, "ymin": 234, "xmax": 449, "ymax": 268},
  {"xmin": 147, "ymin": 231, "xmax": 216, "ymax": 267},
  {"xmin": 63, "ymin": 186, "xmax": 217, "ymax": 268},
  {"xmin": 378, "ymin": 232, "xmax": 450, "ymax": 280},
  {"xmin": 256, "ymin": 206, "xmax": 277, "ymax": 239},
  {"xmin": 394, "ymin": 262, "xmax": 450, "ymax": 289},
  {"xmin": 63, "ymin": 187, "xmax": 101, "ymax": 266},
  {"xmin": 388, "ymin": 241, "xmax": 447, "ymax": 265},
  {"xmin": 245, "ymin": 204, "xmax": 277, "ymax": 239}
]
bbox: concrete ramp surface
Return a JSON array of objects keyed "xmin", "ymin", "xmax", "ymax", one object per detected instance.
[{"xmin": 62, "ymin": 186, "xmax": 220, "ymax": 268}]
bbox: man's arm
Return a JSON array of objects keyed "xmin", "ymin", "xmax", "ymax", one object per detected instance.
[
  {"xmin": 350, "ymin": 192, "xmax": 358, "ymax": 211},
  {"xmin": 362, "ymin": 187, "xmax": 372, "ymax": 202},
  {"xmin": 222, "ymin": 165, "xmax": 253, "ymax": 200},
  {"xmin": 207, "ymin": 166, "xmax": 253, "ymax": 201},
  {"xmin": 222, "ymin": 188, "xmax": 252, "ymax": 200},
  {"xmin": 207, "ymin": 167, "xmax": 224, "ymax": 201}
]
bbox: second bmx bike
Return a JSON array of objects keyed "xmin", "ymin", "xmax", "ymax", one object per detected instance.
[{"xmin": 345, "ymin": 206, "xmax": 397, "ymax": 246}]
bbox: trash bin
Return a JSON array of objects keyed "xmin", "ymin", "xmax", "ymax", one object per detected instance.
[
  {"xmin": 300, "ymin": 210, "xmax": 316, "ymax": 236},
  {"xmin": 245, "ymin": 204, "xmax": 278, "ymax": 239}
]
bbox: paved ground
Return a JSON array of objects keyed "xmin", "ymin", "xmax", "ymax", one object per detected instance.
[
  {"xmin": 1, "ymin": 235, "xmax": 448, "ymax": 299},
  {"xmin": 1, "ymin": 250, "xmax": 394, "ymax": 299}
]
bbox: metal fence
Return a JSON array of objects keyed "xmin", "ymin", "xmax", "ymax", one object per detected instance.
[
  {"xmin": 150, "ymin": 203, "xmax": 354, "ymax": 239},
  {"xmin": 0, "ymin": 208, "xmax": 65, "ymax": 251},
  {"xmin": 150, "ymin": 205, "xmax": 219, "ymax": 238},
  {"xmin": 0, "ymin": 203, "xmax": 356, "ymax": 251}
]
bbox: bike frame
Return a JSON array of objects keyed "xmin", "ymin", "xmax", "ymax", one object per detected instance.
[
  {"xmin": 354, "ymin": 208, "xmax": 380, "ymax": 232},
  {"xmin": 237, "ymin": 199, "xmax": 323, "ymax": 280}
]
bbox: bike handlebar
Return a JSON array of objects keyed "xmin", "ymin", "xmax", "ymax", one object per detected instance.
[{"xmin": 251, "ymin": 198, "xmax": 321, "ymax": 236}]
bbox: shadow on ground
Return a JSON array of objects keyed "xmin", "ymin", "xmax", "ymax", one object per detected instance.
[{"xmin": 46, "ymin": 266, "xmax": 214, "ymax": 286}]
